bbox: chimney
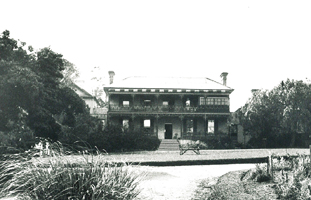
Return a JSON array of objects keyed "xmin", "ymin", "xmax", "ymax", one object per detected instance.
[
  {"xmin": 108, "ymin": 71, "xmax": 115, "ymax": 84},
  {"xmin": 220, "ymin": 72, "xmax": 228, "ymax": 86}
]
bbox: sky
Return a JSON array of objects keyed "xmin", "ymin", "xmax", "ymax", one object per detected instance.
[{"xmin": 1, "ymin": 0, "xmax": 311, "ymax": 112}]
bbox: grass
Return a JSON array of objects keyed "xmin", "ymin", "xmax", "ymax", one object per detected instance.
[
  {"xmin": 192, "ymin": 154, "xmax": 311, "ymax": 200},
  {"xmin": 85, "ymin": 148, "xmax": 309, "ymax": 163},
  {"xmin": 0, "ymin": 143, "xmax": 146, "ymax": 200},
  {"xmin": 192, "ymin": 169, "xmax": 277, "ymax": 199}
]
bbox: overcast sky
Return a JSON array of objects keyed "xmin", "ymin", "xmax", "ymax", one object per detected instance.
[{"xmin": 1, "ymin": 0, "xmax": 311, "ymax": 111}]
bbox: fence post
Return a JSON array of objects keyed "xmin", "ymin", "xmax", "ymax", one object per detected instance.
[
  {"xmin": 268, "ymin": 154, "xmax": 274, "ymax": 181},
  {"xmin": 267, "ymin": 156, "xmax": 270, "ymax": 175}
]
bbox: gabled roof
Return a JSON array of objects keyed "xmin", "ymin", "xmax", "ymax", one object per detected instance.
[
  {"xmin": 105, "ymin": 76, "xmax": 233, "ymax": 90},
  {"xmin": 71, "ymin": 82, "xmax": 94, "ymax": 98}
]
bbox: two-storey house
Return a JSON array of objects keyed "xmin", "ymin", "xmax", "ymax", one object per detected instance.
[{"xmin": 104, "ymin": 71, "xmax": 234, "ymax": 140}]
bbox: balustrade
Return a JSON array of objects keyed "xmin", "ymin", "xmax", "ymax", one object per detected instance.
[{"xmin": 109, "ymin": 105, "xmax": 229, "ymax": 113}]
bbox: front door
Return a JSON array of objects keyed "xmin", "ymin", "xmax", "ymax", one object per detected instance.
[{"xmin": 165, "ymin": 124, "xmax": 173, "ymax": 139}]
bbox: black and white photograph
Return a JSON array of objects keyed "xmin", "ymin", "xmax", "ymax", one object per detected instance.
[{"xmin": 1, "ymin": 1, "xmax": 311, "ymax": 199}]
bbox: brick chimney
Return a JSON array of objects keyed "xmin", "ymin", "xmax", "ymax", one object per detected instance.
[
  {"xmin": 108, "ymin": 71, "xmax": 115, "ymax": 84},
  {"xmin": 220, "ymin": 72, "xmax": 228, "ymax": 86}
]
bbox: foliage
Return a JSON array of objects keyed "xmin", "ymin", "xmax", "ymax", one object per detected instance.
[
  {"xmin": 87, "ymin": 124, "xmax": 161, "ymax": 152},
  {"xmin": 60, "ymin": 59, "xmax": 79, "ymax": 88},
  {"xmin": 0, "ymin": 143, "xmax": 144, "ymax": 200},
  {"xmin": 271, "ymin": 154, "xmax": 311, "ymax": 199},
  {"xmin": 192, "ymin": 170, "xmax": 272, "ymax": 200},
  {"xmin": 250, "ymin": 164, "xmax": 271, "ymax": 182},
  {"xmin": 239, "ymin": 79, "xmax": 311, "ymax": 148},
  {"xmin": 200, "ymin": 136, "xmax": 234, "ymax": 149},
  {"xmin": 0, "ymin": 30, "xmax": 90, "ymax": 149}
]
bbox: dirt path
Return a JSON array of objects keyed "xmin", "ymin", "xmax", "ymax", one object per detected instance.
[{"xmin": 135, "ymin": 164, "xmax": 256, "ymax": 200}]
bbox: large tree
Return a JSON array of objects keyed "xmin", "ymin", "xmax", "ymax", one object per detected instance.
[
  {"xmin": 0, "ymin": 30, "xmax": 91, "ymax": 147},
  {"xmin": 239, "ymin": 79, "xmax": 311, "ymax": 147}
]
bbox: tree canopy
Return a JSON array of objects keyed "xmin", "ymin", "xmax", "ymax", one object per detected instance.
[
  {"xmin": 239, "ymin": 79, "xmax": 311, "ymax": 147},
  {"xmin": 0, "ymin": 30, "xmax": 91, "ymax": 148}
]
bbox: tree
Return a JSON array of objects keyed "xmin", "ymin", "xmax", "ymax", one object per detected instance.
[
  {"xmin": 61, "ymin": 60, "xmax": 80, "ymax": 88},
  {"xmin": 0, "ymin": 30, "xmax": 92, "ymax": 148},
  {"xmin": 240, "ymin": 79, "xmax": 311, "ymax": 147}
]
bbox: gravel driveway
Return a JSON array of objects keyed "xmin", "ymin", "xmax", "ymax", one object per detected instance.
[{"xmin": 135, "ymin": 164, "xmax": 256, "ymax": 200}]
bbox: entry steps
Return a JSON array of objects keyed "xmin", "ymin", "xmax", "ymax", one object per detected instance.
[{"xmin": 157, "ymin": 139, "xmax": 179, "ymax": 151}]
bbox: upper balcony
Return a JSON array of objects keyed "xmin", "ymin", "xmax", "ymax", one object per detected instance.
[{"xmin": 109, "ymin": 105, "xmax": 229, "ymax": 113}]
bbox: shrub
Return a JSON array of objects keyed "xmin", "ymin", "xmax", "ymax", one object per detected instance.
[
  {"xmin": 249, "ymin": 164, "xmax": 271, "ymax": 183},
  {"xmin": 0, "ymin": 144, "xmax": 145, "ymax": 200},
  {"xmin": 88, "ymin": 126, "xmax": 161, "ymax": 152},
  {"xmin": 200, "ymin": 136, "xmax": 234, "ymax": 149},
  {"xmin": 273, "ymin": 155, "xmax": 311, "ymax": 199}
]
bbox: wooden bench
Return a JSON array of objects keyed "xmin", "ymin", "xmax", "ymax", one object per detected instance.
[{"xmin": 177, "ymin": 139, "xmax": 200, "ymax": 155}]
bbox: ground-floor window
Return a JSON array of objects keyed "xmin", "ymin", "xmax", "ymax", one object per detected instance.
[
  {"xmin": 186, "ymin": 119, "xmax": 193, "ymax": 133},
  {"xmin": 143, "ymin": 119, "xmax": 151, "ymax": 133},
  {"xmin": 144, "ymin": 119, "xmax": 151, "ymax": 127},
  {"xmin": 122, "ymin": 119, "xmax": 129, "ymax": 131},
  {"xmin": 207, "ymin": 120, "xmax": 214, "ymax": 134}
]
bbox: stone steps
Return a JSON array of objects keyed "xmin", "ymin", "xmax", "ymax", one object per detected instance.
[{"xmin": 157, "ymin": 139, "xmax": 180, "ymax": 151}]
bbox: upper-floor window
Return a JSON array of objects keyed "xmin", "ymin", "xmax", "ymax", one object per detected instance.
[
  {"xmin": 144, "ymin": 100, "xmax": 151, "ymax": 107},
  {"xmin": 186, "ymin": 98, "xmax": 191, "ymax": 107},
  {"xmin": 205, "ymin": 97, "xmax": 229, "ymax": 105},
  {"xmin": 123, "ymin": 101, "xmax": 130, "ymax": 107},
  {"xmin": 206, "ymin": 98, "xmax": 213, "ymax": 105},
  {"xmin": 199, "ymin": 97, "xmax": 205, "ymax": 105},
  {"xmin": 163, "ymin": 101, "xmax": 169, "ymax": 106},
  {"xmin": 215, "ymin": 98, "xmax": 228, "ymax": 105}
]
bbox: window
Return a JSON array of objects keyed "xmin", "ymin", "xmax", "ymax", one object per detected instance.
[
  {"xmin": 163, "ymin": 101, "xmax": 169, "ymax": 106},
  {"xmin": 215, "ymin": 98, "xmax": 222, "ymax": 105},
  {"xmin": 207, "ymin": 120, "xmax": 214, "ymax": 134},
  {"xmin": 206, "ymin": 98, "xmax": 229, "ymax": 105},
  {"xmin": 122, "ymin": 119, "xmax": 129, "ymax": 131},
  {"xmin": 144, "ymin": 100, "xmax": 151, "ymax": 107},
  {"xmin": 186, "ymin": 98, "xmax": 190, "ymax": 107},
  {"xmin": 206, "ymin": 98, "xmax": 213, "ymax": 105},
  {"xmin": 186, "ymin": 119, "xmax": 193, "ymax": 133},
  {"xmin": 122, "ymin": 101, "xmax": 130, "ymax": 107},
  {"xmin": 144, "ymin": 119, "xmax": 151, "ymax": 128},
  {"xmin": 199, "ymin": 97, "xmax": 205, "ymax": 105}
]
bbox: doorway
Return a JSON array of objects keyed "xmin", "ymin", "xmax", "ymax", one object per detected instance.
[{"xmin": 165, "ymin": 124, "xmax": 173, "ymax": 139}]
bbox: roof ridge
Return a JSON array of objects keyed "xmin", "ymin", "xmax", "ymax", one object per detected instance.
[
  {"xmin": 204, "ymin": 77, "xmax": 233, "ymax": 90},
  {"xmin": 107, "ymin": 75, "xmax": 234, "ymax": 90}
]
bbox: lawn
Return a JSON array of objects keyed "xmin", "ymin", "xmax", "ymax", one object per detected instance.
[
  {"xmin": 99, "ymin": 148, "xmax": 309, "ymax": 162},
  {"xmin": 35, "ymin": 148, "xmax": 310, "ymax": 166}
]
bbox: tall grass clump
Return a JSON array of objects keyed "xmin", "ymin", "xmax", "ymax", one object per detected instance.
[
  {"xmin": 273, "ymin": 154, "xmax": 311, "ymax": 199},
  {"xmin": 0, "ymin": 142, "xmax": 144, "ymax": 200}
]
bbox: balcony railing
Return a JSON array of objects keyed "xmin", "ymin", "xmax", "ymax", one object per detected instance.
[{"xmin": 109, "ymin": 105, "xmax": 229, "ymax": 113}]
